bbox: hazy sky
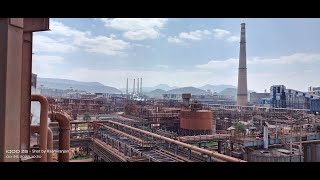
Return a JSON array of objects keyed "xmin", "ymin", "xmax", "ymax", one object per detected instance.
[{"xmin": 32, "ymin": 18, "xmax": 320, "ymax": 92}]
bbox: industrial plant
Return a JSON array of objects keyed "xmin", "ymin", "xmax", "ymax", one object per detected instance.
[{"xmin": 1, "ymin": 18, "xmax": 320, "ymax": 162}]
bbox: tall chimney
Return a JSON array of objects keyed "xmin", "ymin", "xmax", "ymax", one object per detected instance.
[
  {"xmin": 133, "ymin": 79, "xmax": 135, "ymax": 93},
  {"xmin": 137, "ymin": 78, "xmax": 139, "ymax": 94},
  {"xmin": 237, "ymin": 22, "xmax": 248, "ymax": 106},
  {"xmin": 126, "ymin": 78, "xmax": 128, "ymax": 94},
  {"xmin": 140, "ymin": 78, "xmax": 142, "ymax": 94}
]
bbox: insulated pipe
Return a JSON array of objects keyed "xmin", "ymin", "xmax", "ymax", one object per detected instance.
[
  {"xmin": 105, "ymin": 120, "xmax": 246, "ymax": 162},
  {"xmin": 31, "ymin": 94, "xmax": 48, "ymax": 162},
  {"xmin": 47, "ymin": 128, "xmax": 53, "ymax": 162},
  {"xmin": 49, "ymin": 112, "xmax": 70, "ymax": 162},
  {"xmin": 30, "ymin": 125, "xmax": 53, "ymax": 162},
  {"xmin": 263, "ymin": 125, "xmax": 268, "ymax": 149},
  {"xmin": 94, "ymin": 123, "xmax": 144, "ymax": 143}
]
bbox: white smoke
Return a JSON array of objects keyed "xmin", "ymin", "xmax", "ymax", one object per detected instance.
[{"xmin": 31, "ymin": 87, "xmax": 41, "ymax": 125}]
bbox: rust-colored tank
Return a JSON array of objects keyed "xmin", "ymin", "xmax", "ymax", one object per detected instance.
[{"xmin": 180, "ymin": 110, "xmax": 213, "ymax": 131}]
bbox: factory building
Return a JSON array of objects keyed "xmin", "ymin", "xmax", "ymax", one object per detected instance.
[
  {"xmin": 249, "ymin": 92, "xmax": 270, "ymax": 105},
  {"xmin": 162, "ymin": 93, "xmax": 235, "ymax": 105},
  {"xmin": 270, "ymin": 85, "xmax": 320, "ymax": 110}
]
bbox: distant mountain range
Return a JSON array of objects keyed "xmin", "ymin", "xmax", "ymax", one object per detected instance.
[
  {"xmin": 218, "ymin": 88, "xmax": 237, "ymax": 97},
  {"xmin": 166, "ymin": 87, "xmax": 208, "ymax": 95},
  {"xmin": 199, "ymin": 84, "xmax": 236, "ymax": 93},
  {"xmin": 146, "ymin": 87, "xmax": 209, "ymax": 98},
  {"xmin": 218, "ymin": 88, "xmax": 255, "ymax": 101},
  {"xmin": 37, "ymin": 77, "xmax": 251, "ymax": 98},
  {"xmin": 146, "ymin": 84, "xmax": 179, "ymax": 91},
  {"xmin": 37, "ymin": 77, "xmax": 122, "ymax": 94},
  {"xmin": 145, "ymin": 89, "xmax": 167, "ymax": 98},
  {"xmin": 120, "ymin": 84, "xmax": 236, "ymax": 93},
  {"xmin": 120, "ymin": 84, "xmax": 178, "ymax": 92}
]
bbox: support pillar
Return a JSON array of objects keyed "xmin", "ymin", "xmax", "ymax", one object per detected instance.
[
  {"xmin": 217, "ymin": 141, "xmax": 222, "ymax": 153},
  {"xmin": 188, "ymin": 148, "xmax": 192, "ymax": 160},
  {"xmin": 124, "ymin": 144, "xmax": 127, "ymax": 156},
  {"xmin": 175, "ymin": 145, "xmax": 178, "ymax": 155},
  {"xmin": 0, "ymin": 18, "xmax": 24, "ymax": 162},
  {"xmin": 20, "ymin": 32, "xmax": 32, "ymax": 155},
  {"xmin": 129, "ymin": 147, "xmax": 132, "ymax": 157},
  {"xmin": 0, "ymin": 18, "xmax": 49, "ymax": 162},
  {"xmin": 86, "ymin": 147, "xmax": 90, "ymax": 155}
]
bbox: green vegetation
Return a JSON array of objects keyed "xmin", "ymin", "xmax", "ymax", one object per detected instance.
[
  {"xmin": 71, "ymin": 153, "xmax": 92, "ymax": 160},
  {"xmin": 234, "ymin": 122, "xmax": 246, "ymax": 135},
  {"xmin": 83, "ymin": 112, "xmax": 91, "ymax": 121}
]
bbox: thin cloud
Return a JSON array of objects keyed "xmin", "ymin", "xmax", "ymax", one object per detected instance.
[
  {"xmin": 169, "ymin": 28, "xmax": 238, "ymax": 44},
  {"xmin": 99, "ymin": 18, "xmax": 168, "ymax": 41},
  {"xmin": 156, "ymin": 65, "xmax": 169, "ymax": 69},
  {"xmin": 34, "ymin": 20, "xmax": 131, "ymax": 56}
]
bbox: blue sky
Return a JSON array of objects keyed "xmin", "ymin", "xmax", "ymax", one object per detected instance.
[{"xmin": 32, "ymin": 18, "xmax": 320, "ymax": 92}]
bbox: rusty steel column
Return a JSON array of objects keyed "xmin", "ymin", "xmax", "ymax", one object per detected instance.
[
  {"xmin": 20, "ymin": 32, "xmax": 33, "ymax": 155},
  {"xmin": 31, "ymin": 94, "xmax": 48, "ymax": 162},
  {"xmin": 47, "ymin": 128, "xmax": 53, "ymax": 162},
  {"xmin": 0, "ymin": 18, "xmax": 24, "ymax": 162},
  {"xmin": 50, "ymin": 112, "xmax": 70, "ymax": 162}
]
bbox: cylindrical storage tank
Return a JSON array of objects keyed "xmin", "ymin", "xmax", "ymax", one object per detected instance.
[
  {"xmin": 179, "ymin": 110, "xmax": 213, "ymax": 135},
  {"xmin": 303, "ymin": 143, "xmax": 320, "ymax": 162}
]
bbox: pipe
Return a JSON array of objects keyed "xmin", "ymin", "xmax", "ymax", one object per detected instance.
[
  {"xmin": 103, "ymin": 120, "xmax": 246, "ymax": 162},
  {"xmin": 95, "ymin": 123, "xmax": 144, "ymax": 143},
  {"xmin": 30, "ymin": 125, "xmax": 53, "ymax": 162},
  {"xmin": 49, "ymin": 112, "xmax": 70, "ymax": 162},
  {"xmin": 31, "ymin": 94, "xmax": 48, "ymax": 162},
  {"xmin": 263, "ymin": 125, "xmax": 268, "ymax": 149},
  {"xmin": 47, "ymin": 128, "xmax": 53, "ymax": 162},
  {"xmin": 271, "ymin": 139, "xmax": 320, "ymax": 145}
]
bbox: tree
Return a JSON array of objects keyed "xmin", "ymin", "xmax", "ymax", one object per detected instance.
[
  {"xmin": 83, "ymin": 112, "xmax": 91, "ymax": 121},
  {"xmin": 234, "ymin": 122, "xmax": 246, "ymax": 136}
]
